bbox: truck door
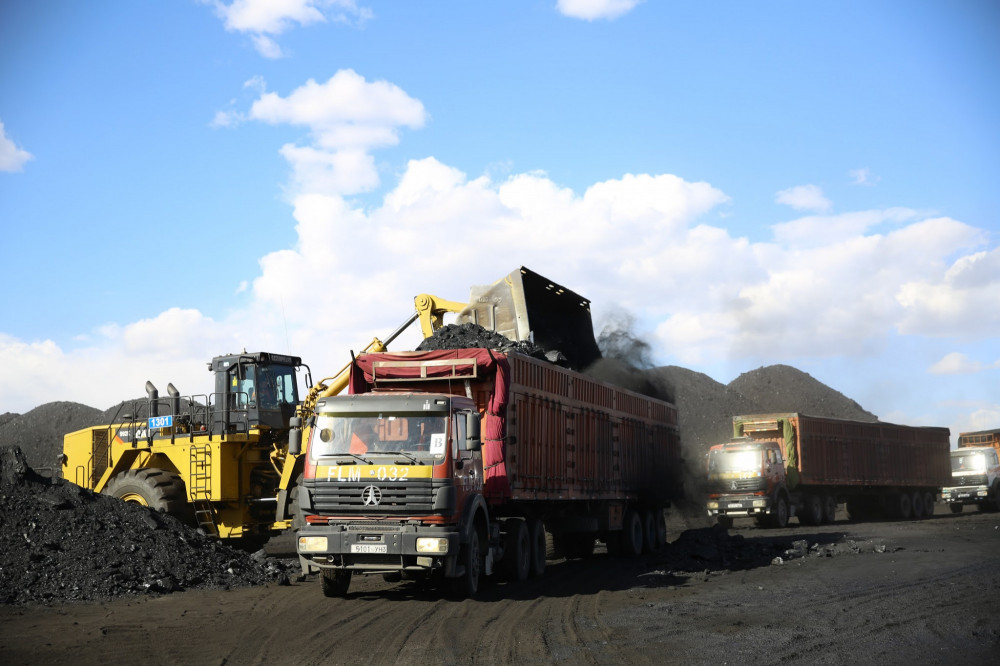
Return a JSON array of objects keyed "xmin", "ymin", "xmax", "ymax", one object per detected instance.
[{"xmin": 452, "ymin": 411, "xmax": 484, "ymax": 505}]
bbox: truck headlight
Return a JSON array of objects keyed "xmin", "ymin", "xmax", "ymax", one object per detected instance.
[
  {"xmin": 416, "ymin": 537, "xmax": 448, "ymax": 554},
  {"xmin": 706, "ymin": 501, "xmax": 719, "ymax": 510},
  {"xmin": 298, "ymin": 536, "xmax": 328, "ymax": 553},
  {"xmin": 752, "ymin": 499, "xmax": 767, "ymax": 508}
]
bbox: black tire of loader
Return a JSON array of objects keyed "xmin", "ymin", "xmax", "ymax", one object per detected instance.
[{"xmin": 105, "ymin": 468, "xmax": 190, "ymax": 520}]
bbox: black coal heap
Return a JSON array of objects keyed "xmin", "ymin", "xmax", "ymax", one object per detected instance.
[{"xmin": 0, "ymin": 445, "xmax": 294, "ymax": 605}]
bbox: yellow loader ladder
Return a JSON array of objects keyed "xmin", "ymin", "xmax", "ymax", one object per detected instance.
[{"xmin": 189, "ymin": 443, "xmax": 218, "ymax": 537}]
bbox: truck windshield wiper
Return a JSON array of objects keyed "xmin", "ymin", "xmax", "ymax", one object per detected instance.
[
  {"xmin": 331, "ymin": 452, "xmax": 372, "ymax": 465},
  {"xmin": 379, "ymin": 450, "xmax": 423, "ymax": 465}
]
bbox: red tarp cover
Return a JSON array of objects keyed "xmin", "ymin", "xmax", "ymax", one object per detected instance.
[{"xmin": 349, "ymin": 349, "xmax": 512, "ymax": 501}]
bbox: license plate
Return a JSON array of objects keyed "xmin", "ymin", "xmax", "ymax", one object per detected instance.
[
  {"xmin": 727, "ymin": 503, "xmax": 744, "ymax": 509},
  {"xmin": 957, "ymin": 493, "xmax": 970, "ymax": 499},
  {"xmin": 350, "ymin": 544, "xmax": 387, "ymax": 554}
]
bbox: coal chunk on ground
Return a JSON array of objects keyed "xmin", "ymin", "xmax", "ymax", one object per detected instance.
[{"xmin": 0, "ymin": 445, "xmax": 295, "ymax": 606}]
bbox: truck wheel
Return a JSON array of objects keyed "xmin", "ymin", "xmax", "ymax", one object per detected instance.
[
  {"xmin": 895, "ymin": 492, "xmax": 912, "ymax": 520},
  {"xmin": 527, "ymin": 518, "xmax": 546, "ymax": 577},
  {"xmin": 923, "ymin": 492, "xmax": 936, "ymax": 516},
  {"xmin": 105, "ymin": 468, "xmax": 188, "ymax": 518},
  {"xmin": 321, "ymin": 569, "xmax": 351, "ymax": 597},
  {"xmin": 821, "ymin": 495, "xmax": 837, "ymax": 524},
  {"xmin": 449, "ymin": 526, "xmax": 484, "ymax": 598},
  {"xmin": 800, "ymin": 495, "xmax": 822, "ymax": 526},
  {"xmin": 716, "ymin": 516, "xmax": 734, "ymax": 529},
  {"xmin": 654, "ymin": 509, "xmax": 667, "ymax": 549},
  {"xmin": 992, "ymin": 482, "xmax": 1000, "ymax": 511},
  {"xmin": 503, "ymin": 519, "xmax": 530, "ymax": 582},
  {"xmin": 621, "ymin": 508, "xmax": 643, "ymax": 556},
  {"xmin": 949, "ymin": 504, "xmax": 963, "ymax": 514},
  {"xmin": 910, "ymin": 491, "xmax": 925, "ymax": 519},
  {"xmin": 770, "ymin": 494, "xmax": 789, "ymax": 528},
  {"xmin": 641, "ymin": 510, "xmax": 657, "ymax": 553}
]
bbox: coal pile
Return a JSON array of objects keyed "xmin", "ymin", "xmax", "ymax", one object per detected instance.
[
  {"xmin": 0, "ymin": 445, "xmax": 294, "ymax": 605},
  {"xmin": 417, "ymin": 322, "xmax": 565, "ymax": 364}
]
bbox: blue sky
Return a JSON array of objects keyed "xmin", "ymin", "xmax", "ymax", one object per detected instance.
[{"xmin": 1, "ymin": 1, "xmax": 997, "ymax": 444}]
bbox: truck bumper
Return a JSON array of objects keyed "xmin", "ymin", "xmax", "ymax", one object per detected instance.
[
  {"xmin": 706, "ymin": 496, "xmax": 772, "ymax": 518},
  {"xmin": 297, "ymin": 523, "xmax": 460, "ymax": 575},
  {"xmin": 940, "ymin": 486, "xmax": 989, "ymax": 505}
]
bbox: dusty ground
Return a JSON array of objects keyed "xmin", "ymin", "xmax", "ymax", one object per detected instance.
[{"xmin": 3, "ymin": 504, "xmax": 997, "ymax": 666}]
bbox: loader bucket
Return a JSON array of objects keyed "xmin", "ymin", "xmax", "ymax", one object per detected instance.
[{"xmin": 455, "ymin": 266, "xmax": 602, "ymax": 369}]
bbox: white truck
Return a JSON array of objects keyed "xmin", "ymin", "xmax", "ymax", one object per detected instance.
[{"xmin": 940, "ymin": 428, "xmax": 1000, "ymax": 513}]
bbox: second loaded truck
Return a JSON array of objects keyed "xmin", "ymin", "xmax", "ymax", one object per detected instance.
[
  {"xmin": 294, "ymin": 348, "xmax": 683, "ymax": 598},
  {"xmin": 706, "ymin": 413, "xmax": 951, "ymax": 527}
]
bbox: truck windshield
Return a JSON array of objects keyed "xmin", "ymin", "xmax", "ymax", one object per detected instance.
[
  {"xmin": 708, "ymin": 448, "xmax": 762, "ymax": 474},
  {"xmin": 309, "ymin": 413, "xmax": 448, "ymax": 462},
  {"xmin": 951, "ymin": 452, "xmax": 986, "ymax": 473}
]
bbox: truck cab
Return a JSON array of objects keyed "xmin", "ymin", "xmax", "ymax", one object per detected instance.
[
  {"xmin": 705, "ymin": 438, "xmax": 789, "ymax": 528},
  {"xmin": 295, "ymin": 392, "xmax": 485, "ymax": 596},
  {"xmin": 941, "ymin": 446, "xmax": 1000, "ymax": 513}
]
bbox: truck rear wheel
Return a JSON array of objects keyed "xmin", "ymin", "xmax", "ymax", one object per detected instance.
[
  {"xmin": 800, "ymin": 494, "xmax": 823, "ymax": 526},
  {"xmin": 821, "ymin": 495, "xmax": 837, "ymax": 524},
  {"xmin": 321, "ymin": 569, "xmax": 351, "ymax": 597},
  {"xmin": 641, "ymin": 510, "xmax": 657, "ymax": 553},
  {"xmin": 621, "ymin": 508, "xmax": 643, "ymax": 556},
  {"xmin": 923, "ymin": 492, "xmax": 936, "ymax": 516},
  {"xmin": 654, "ymin": 509, "xmax": 667, "ymax": 549},
  {"xmin": 527, "ymin": 518, "xmax": 546, "ymax": 577},
  {"xmin": 503, "ymin": 519, "xmax": 530, "ymax": 582},
  {"xmin": 910, "ymin": 491, "xmax": 925, "ymax": 519},
  {"xmin": 895, "ymin": 492, "xmax": 912, "ymax": 519},
  {"xmin": 105, "ymin": 468, "xmax": 188, "ymax": 518}
]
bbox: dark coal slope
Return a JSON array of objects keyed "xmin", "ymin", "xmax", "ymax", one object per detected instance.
[
  {"xmin": 0, "ymin": 446, "xmax": 292, "ymax": 606},
  {"xmin": 0, "ymin": 402, "xmax": 103, "ymax": 471},
  {"xmin": 729, "ymin": 364, "xmax": 877, "ymax": 422}
]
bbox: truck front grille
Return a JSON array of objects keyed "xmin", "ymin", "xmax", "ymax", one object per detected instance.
[
  {"xmin": 950, "ymin": 474, "xmax": 988, "ymax": 488},
  {"xmin": 304, "ymin": 478, "xmax": 445, "ymax": 515},
  {"xmin": 709, "ymin": 477, "xmax": 766, "ymax": 493}
]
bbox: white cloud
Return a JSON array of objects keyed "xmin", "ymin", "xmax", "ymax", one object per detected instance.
[
  {"xmin": 240, "ymin": 70, "xmax": 427, "ymax": 195},
  {"xmin": 849, "ymin": 167, "xmax": 879, "ymax": 186},
  {"xmin": 0, "ymin": 120, "xmax": 33, "ymax": 172},
  {"xmin": 896, "ymin": 243, "xmax": 999, "ymax": 338},
  {"xmin": 929, "ymin": 352, "xmax": 984, "ymax": 375},
  {"xmin": 557, "ymin": 0, "xmax": 644, "ymax": 21},
  {"xmin": 775, "ymin": 184, "xmax": 831, "ymax": 212},
  {"xmin": 211, "ymin": 0, "xmax": 372, "ymax": 58}
]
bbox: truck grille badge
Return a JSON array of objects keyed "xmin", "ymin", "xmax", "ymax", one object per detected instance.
[{"xmin": 361, "ymin": 485, "xmax": 382, "ymax": 506}]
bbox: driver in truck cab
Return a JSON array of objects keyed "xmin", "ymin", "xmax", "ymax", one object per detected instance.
[{"xmin": 350, "ymin": 422, "xmax": 377, "ymax": 454}]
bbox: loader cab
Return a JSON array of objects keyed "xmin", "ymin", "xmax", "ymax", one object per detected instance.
[{"xmin": 210, "ymin": 352, "xmax": 308, "ymax": 433}]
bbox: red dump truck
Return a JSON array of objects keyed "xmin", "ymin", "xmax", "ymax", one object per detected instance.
[
  {"xmin": 705, "ymin": 413, "xmax": 951, "ymax": 528},
  {"xmin": 940, "ymin": 428, "xmax": 1000, "ymax": 513},
  {"xmin": 293, "ymin": 348, "xmax": 682, "ymax": 598}
]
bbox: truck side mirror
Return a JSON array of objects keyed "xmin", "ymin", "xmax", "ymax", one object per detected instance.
[
  {"xmin": 465, "ymin": 412, "xmax": 482, "ymax": 451},
  {"xmin": 288, "ymin": 416, "xmax": 302, "ymax": 456}
]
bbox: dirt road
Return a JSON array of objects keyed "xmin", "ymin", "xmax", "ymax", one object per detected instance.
[{"xmin": 2, "ymin": 506, "xmax": 997, "ymax": 665}]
